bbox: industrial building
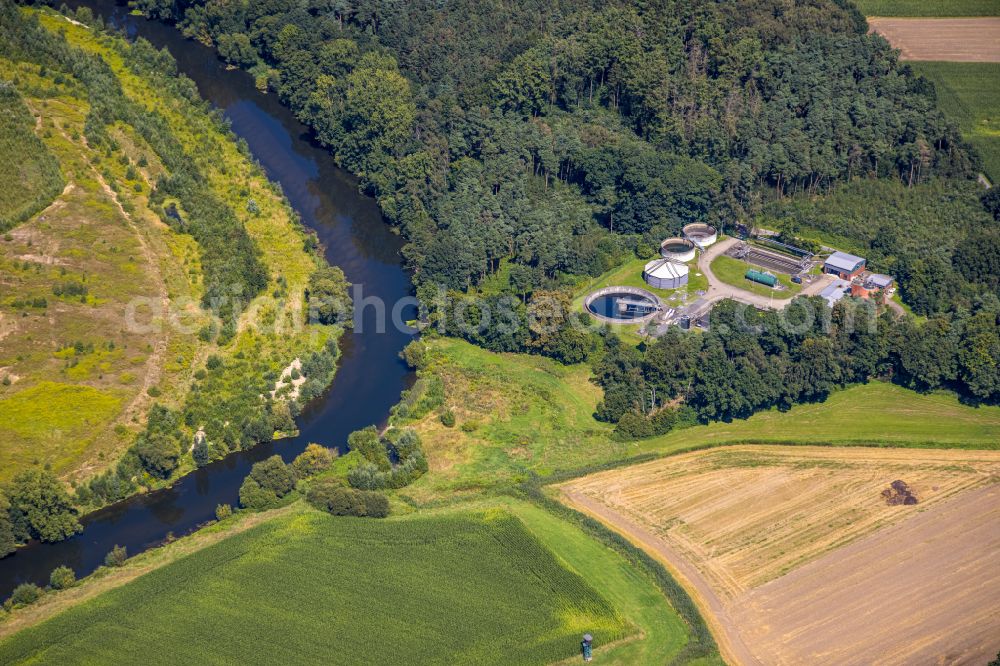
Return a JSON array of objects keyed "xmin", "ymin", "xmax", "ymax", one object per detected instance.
[
  {"xmin": 643, "ymin": 258, "xmax": 689, "ymax": 290},
  {"xmin": 820, "ymin": 279, "xmax": 852, "ymax": 308},
  {"xmin": 660, "ymin": 237, "xmax": 696, "ymax": 262},
  {"xmin": 852, "ymin": 273, "xmax": 895, "ymax": 304},
  {"xmin": 683, "ymin": 223, "xmax": 718, "ymax": 248},
  {"xmin": 824, "ymin": 251, "xmax": 866, "ymax": 279}
]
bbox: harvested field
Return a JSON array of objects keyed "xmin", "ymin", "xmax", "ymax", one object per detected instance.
[
  {"xmin": 733, "ymin": 484, "xmax": 1000, "ymax": 665},
  {"xmin": 560, "ymin": 445, "xmax": 1000, "ymax": 665},
  {"xmin": 869, "ymin": 18, "xmax": 1000, "ymax": 62}
]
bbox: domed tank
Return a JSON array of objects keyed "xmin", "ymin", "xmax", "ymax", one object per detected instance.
[
  {"xmin": 683, "ymin": 223, "xmax": 718, "ymax": 248},
  {"xmin": 643, "ymin": 258, "xmax": 689, "ymax": 290},
  {"xmin": 659, "ymin": 237, "xmax": 696, "ymax": 263}
]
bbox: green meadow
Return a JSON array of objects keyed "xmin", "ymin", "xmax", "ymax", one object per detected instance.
[{"xmin": 0, "ymin": 508, "xmax": 633, "ymax": 665}]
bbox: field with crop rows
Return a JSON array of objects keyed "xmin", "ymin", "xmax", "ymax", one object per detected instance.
[
  {"xmin": 855, "ymin": 0, "xmax": 1000, "ymax": 16},
  {"xmin": 913, "ymin": 61, "xmax": 1000, "ymax": 182},
  {"xmin": 0, "ymin": 510, "xmax": 629, "ymax": 665}
]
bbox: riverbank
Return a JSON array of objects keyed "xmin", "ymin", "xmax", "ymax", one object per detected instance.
[{"xmin": 0, "ymin": 2, "xmax": 414, "ymax": 601}]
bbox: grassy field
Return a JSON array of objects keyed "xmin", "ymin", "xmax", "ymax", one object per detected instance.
[
  {"xmin": 709, "ymin": 255, "xmax": 801, "ymax": 299},
  {"xmin": 912, "ymin": 61, "xmax": 1000, "ymax": 183},
  {"xmin": 0, "ymin": 85, "xmax": 63, "ymax": 231},
  {"xmin": 854, "ymin": 0, "xmax": 1000, "ymax": 16},
  {"xmin": 636, "ymin": 381, "xmax": 1000, "ymax": 452},
  {"xmin": 0, "ymin": 507, "xmax": 632, "ymax": 665},
  {"xmin": 395, "ymin": 339, "xmax": 1000, "ymax": 503}
]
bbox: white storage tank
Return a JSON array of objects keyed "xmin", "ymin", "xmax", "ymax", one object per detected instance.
[
  {"xmin": 659, "ymin": 237, "xmax": 696, "ymax": 263},
  {"xmin": 643, "ymin": 258, "xmax": 689, "ymax": 290},
  {"xmin": 683, "ymin": 223, "xmax": 718, "ymax": 248}
]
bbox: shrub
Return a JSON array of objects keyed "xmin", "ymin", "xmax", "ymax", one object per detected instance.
[
  {"xmin": 347, "ymin": 463, "xmax": 387, "ymax": 490},
  {"xmin": 134, "ymin": 431, "xmax": 180, "ymax": 479},
  {"xmin": 192, "ymin": 433, "xmax": 210, "ymax": 467},
  {"xmin": 239, "ymin": 455, "xmax": 295, "ymax": 510},
  {"xmin": 104, "ymin": 544, "xmax": 127, "ymax": 567},
  {"xmin": 49, "ymin": 565, "xmax": 75, "ymax": 590},
  {"xmin": 439, "ymin": 409, "xmax": 456, "ymax": 427},
  {"xmin": 7, "ymin": 583, "xmax": 42, "ymax": 607},
  {"xmin": 306, "ymin": 480, "xmax": 389, "ymax": 518},
  {"xmin": 292, "ymin": 444, "xmax": 333, "ymax": 478},
  {"xmin": 6, "ymin": 469, "xmax": 81, "ymax": 543},
  {"xmin": 347, "ymin": 426, "xmax": 390, "ymax": 471},
  {"xmin": 215, "ymin": 503, "xmax": 233, "ymax": 521}
]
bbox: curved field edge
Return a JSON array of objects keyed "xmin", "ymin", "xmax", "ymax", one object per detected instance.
[{"xmin": 0, "ymin": 500, "xmax": 704, "ymax": 665}]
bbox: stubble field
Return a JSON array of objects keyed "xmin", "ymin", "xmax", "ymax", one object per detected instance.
[{"xmin": 561, "ymin": 445, "xmax": 1000, "ymax": 664}]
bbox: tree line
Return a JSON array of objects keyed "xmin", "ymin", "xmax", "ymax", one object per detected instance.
[{"xmin": 594, "ymin": 297, "xmax": 1000, "ymax": 439}]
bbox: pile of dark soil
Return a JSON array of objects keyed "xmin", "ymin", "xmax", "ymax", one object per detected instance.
[{"xmin": 882, "ymin": 480, "xmax": 918, "ymax": 505}]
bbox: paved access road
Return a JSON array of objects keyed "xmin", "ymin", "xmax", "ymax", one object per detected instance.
[{"xmin": 697, "ymin": 238, "xmax": 835, "ymax": 311}]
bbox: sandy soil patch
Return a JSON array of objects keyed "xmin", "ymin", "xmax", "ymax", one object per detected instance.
[
  {"xmin": 869, "ymin": 17, "xmax": 1000, "ymax": 62},
  {"xmin": 271, "ymin": 357, "xmax": 306, "ymax": 400},
  {"xmin": 560, "ymin": 445, "xmax": 1000, "ymax": 665}
]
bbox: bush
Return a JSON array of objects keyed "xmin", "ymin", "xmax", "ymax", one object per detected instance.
[
  {"xmin": 7, "ymin": 583, "xmax": 42, "ymax": 607},
  {"xmin": 346, "ymin": 463, "xmax": 386, "ymax": 490},
  {"xmin": 347, "ymin": 426, "xmax": 390, "ymax": 471},
  {"xmin": 239, "ymin": 455, "xmax": 295, "ymax": 510},
  {"xmin": 306, "ymin": 480, "xmax": 389, "ymax": 518},
  {"xmin": 215, "ymin": 503, "xmax": 233, "ymax": 521},
  {"xmin": 49, "ymin": 565, "xmax": 75, "ymax": 590},
  {"xmin": 439, "ymin": 409, "xmax": 456, "ymax": 427},
  {"xmin": 104, "ymin": 544, "xmax": 127, "ymax": 567},
  {"xmin": 292, "ymin": 444, "xmax": 333, "ymax": 478}
]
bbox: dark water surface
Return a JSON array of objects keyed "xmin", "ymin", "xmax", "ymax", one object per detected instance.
[{"xmin": 0, "ymin": 0, "xmax": 415, "ymax": 598}]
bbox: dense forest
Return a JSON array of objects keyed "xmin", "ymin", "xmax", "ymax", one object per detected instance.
[
  {"xmin": 117, "ymin": 0, "xmax": 999, "ymax": 421},
  {"xmin": 122, "ymin": 0, "xmax": 997, "ymax": 311}
]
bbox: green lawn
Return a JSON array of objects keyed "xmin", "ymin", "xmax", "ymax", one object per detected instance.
[
  {"xmin": 0, "ymin": 509, "xmax": 631, "ymax": 665},
  {"xmin": 709, "ymin": 254, "xmax": 802, "ymax": 299},
  {"xmin": 912, "ymin": 61, "xmax": 1000, "ymax": 183},
  {"xmin": 854, "ymin": 0, "xmax": 1000, "ymax": 16}
]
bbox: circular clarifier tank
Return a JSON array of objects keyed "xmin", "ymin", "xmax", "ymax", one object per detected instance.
[
  {"xmin": 584, "ymin": 287, "xmax": 660, "ymax": 322},
  {"xmin": 660, "ymin": 237, "xmax": 697, "ymax": 262}
]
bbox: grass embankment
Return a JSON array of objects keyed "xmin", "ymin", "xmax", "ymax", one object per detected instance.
[
  {"xmin": 395, "ymin": 339, "xmax": 1000, "ymax": 502},
  {"xmin": 0, "ymin": 11, "xmax": 340, "ymax": 486},
  {"xmin": 912, "ymin": 61, "xmax": 1000, "ymax": 183},
  {"xmin": 709, "ymin": 254, "xmax": 802, "ymax": 299},
  {"xmin": 855, "ymin": 0, "xmax": 1000, "ymax": 16},
  {"xmin": 0, "ymin": 505, "xmax": 635, "ymax": 665}
]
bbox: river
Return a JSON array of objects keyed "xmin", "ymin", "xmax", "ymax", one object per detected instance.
[{"xmin": 0, "ymin": 0, "xmax": 416, "ymax": 599}]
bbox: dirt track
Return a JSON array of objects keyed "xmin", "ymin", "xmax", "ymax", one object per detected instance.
[
  {"xmin": 869, "ymin": 17, "xmax": 1000, "ymax": 62},
  {"xmin": 560, "ymin": 446, "xmax": 1000, "ymax": 665}
]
